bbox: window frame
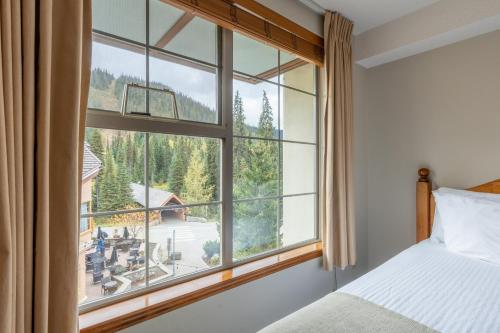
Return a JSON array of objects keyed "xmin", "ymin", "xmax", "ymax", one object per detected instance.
[{"xmin": 80, "ymin": 2, "xmax": 320, "ymax": 313}]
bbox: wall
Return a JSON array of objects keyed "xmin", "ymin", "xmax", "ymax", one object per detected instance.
[
  {"xmin": 121, "ymin": 258, "xmax": 333, "ymax": 333},
  {"xmin": 358, "ymin": 29, "xmax": 500, "ymax": 269}
]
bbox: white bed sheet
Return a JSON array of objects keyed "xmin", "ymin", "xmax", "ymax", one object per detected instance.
[{"xmin": 340, "ymin": 240, "xmax": 500, "ymax": 333}]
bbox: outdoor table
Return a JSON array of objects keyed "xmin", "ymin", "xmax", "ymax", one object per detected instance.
[{"xmin": 104, "ymin": 280, "xmax": 118, "ymax": 290}]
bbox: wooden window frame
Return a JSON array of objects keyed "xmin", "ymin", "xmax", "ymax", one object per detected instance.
[
  {"xmin": 160, "ymin": 0, "xmax": 324, "ymax": 66},
  {"xmin": 81, "ymin": 0, "xmax": 322, "ymax": 325},
  {"xmin": 79, "ymin": 242, "xmax": 322, "ymax": 332}
]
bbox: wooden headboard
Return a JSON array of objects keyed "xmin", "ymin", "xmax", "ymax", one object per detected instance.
[{"xmin": 416, "ymin": 168, "xmax": 500, "ymax": 242}]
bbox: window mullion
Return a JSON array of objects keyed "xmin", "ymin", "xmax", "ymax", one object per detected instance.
[{"xmin": 221, "ymin": 28, "xmax": 233, "ymax": 268}]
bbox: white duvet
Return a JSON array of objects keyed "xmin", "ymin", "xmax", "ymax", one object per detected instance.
[{"xmin": 340, "ymin": 240, "xmax": 500, "ymax": 333}]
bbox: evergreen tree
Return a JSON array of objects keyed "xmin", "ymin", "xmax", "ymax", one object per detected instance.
[
  {"xmin": 167, "ymin": 146, "xmax": 186, "ymax": 196},
  {"xmin": 183, "ymin": 147, "xmax": 213, "ymax": 216},
  {"xmin": 115, "ymin": 147, "xmax": 134, "ymax": 209},
  {"xmin": 88, "ymin": 129, "xmax": 104, "ymax": 161},
  {"xmin": 204, "ymin": 139, "xmax": 219, "ymax": 202},
  {"xmin": 98, "ymin": 150, "xmax": 118, "ymax": 212},
  {"xmin": 258, "ymin": 91, "xmax": 274, "ymax": 138},
  {"xmin": 150, "ymin": 135, "xmax": 171, "ymax": 185},
  {"xmin": 233, "ymin": 91, "xmax": 280, "ymax": 256},
  {"xmin": 233, "ymin": 91, "xmax": 250, "ymax": 196},
  {"xmin": 132, "ymin": 133, "xmax": 145, "ymax": 184},
  {"xmin": 233, "ymin": 91, "xmax": 248, "ymax": 136}
]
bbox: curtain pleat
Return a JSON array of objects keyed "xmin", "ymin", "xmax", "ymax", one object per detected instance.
[
  {"xmin": 322, "ymin": 11, "xmax": 356, "ymax": 270},
  {"xmin": 0, "ymin": 0, "xmax": 91, "ymax": 332}
]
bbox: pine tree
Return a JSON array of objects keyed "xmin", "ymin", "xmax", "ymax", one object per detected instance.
[
  {"xmin": 183, "ymin": 147, "xmax": 213, "ymax": 216},
  {"xmin": 98, "ymin": 150, "xmax": 118, "ymax": 212},
  {"xmin": 167, "ymin": 145, "xmax": 186, "ymax": 197},
  {"xmin": 115, "ymin": 147, "xmax": 134, "ymax": 209},
  {"xmin": 132, "ymin": 133, "xmax": 145, "ymax": 184},
  {"xmin": 204, "ymin": 139, "xmax": 219, "ymax": 202},
  {"xmin": 233, "ymin": 91, "xmax": 280, "ymax": 257},
  {"xmin": 233, "ymin": 91, "xmax": 250, "ymax": 197},
  {"xmin": 258, "ymin": 91, "xmax": 274, "ymax": 138},
  {"xmin": 233, "ymin": 91, "xmax": 248, "ymax": 136},
  {"xmin": 88, "ymin": 129, "xmax": 104, "ymax": 161}
]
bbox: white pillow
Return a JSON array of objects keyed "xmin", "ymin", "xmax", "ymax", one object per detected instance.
[
  {"xmin": 431, "ymin": 187, "xmax": 500, "ymax": 243},
  {"xmin": 433, "ymin": 187, "xmax": 500, "ymax": 265},
  {"xmin": 430, "ymin": 208, "xmax": 444, "ymax": 243}
]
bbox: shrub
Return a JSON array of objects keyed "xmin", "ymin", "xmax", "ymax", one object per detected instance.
[{"xmin": 203, "ymin": 240, "xmax": 220, "ymax": 259}]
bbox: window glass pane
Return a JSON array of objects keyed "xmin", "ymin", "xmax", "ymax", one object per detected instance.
[
  {"xmin": 80, "ymin": 203, "xmax": 89, "ymax": 233},
  {"xmin": 233, "ymin": 198, "xmax": 279, "ymax": 260},
  {"xmin": 148, "ymin": 134, "xmax": 220, "ymax": 206},
  {"xmin": 282, "ymin": 142, "xmax": 315, "ymax": 195},
  {"xmin": 233, "ymin": 32, "xmax": 278, "ymax": 82},
  {"xmin": 233, "ymin": 77, "xmax": 279, "ymax": 138},
  {"xmin": 279, "ymin": 51, "xmax": 316, "ymax": 94},
  {"xmin": 281, "ymin": 194, "xmax": 315, "ymax": 247},
  {"xmin": 233, "ymin": 138, "xmax": 279, "ymax": 200},
  {"xmin": 92, "ymin": 0, "xmax": 145, "ymax": 44},
  {"xmin": 84, "ymin": 128, "xmax": 145, "ymax": 213},
  {"xmin": 150, "ymin": 1, "xmax": 217, "ymax": 65},
  {"xmin": 78, "ymin": 212, "xmax": 146, "ymax": 305},
  {"xmin": 149, "ymin": 54, "xmax": 218, "ymax": 124},
  {"xmin": 280, "ymin": 87, "xmax": 316, "ymax": 143},
  {"xmin": 147, "ymin": 204, "xmax": 221, "ymax": 284},
  {"xmin": 89, "ymin": 40, "xmax": 146, "ymax": 112}
]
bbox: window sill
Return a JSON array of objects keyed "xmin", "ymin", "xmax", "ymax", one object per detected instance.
[{"xmin": 79, "ymin": 241, "xmax": 322, "ymax": 332}]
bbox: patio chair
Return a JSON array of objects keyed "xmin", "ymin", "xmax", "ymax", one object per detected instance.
[
  {"xmin": 101, "ymin": 276, "xmax": 111, "ymax": 294},
  {"xmin": 85, "ymin": 261, "xmax": 94, "ymax": 272},
  {"xmin": 92, "ymin": 270, "xmax": 103, "ymax": 284}
]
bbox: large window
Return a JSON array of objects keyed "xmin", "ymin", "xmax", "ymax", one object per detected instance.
[{"xmin": 79, "ymin": 0, "xmax": 318, "ymax": 309}]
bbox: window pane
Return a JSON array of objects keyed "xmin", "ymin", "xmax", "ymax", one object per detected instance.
[
  {"xmin": 279, "ymin": 51, "xmax": 316, "ymax": 94},
  {"xmin": 282, "ymin": 142, "xmax": 316, "ymax": 195},
  {"xmin": 89, "ymin": 40, "xmax": 146, "ymax": 112},
  {"xmin": 92, "ymin": 0, "xmax": 145, "ymax": 44},
  {"xmin": 78, "ymin": 212, "xmax": 146, "ymax": 305},
  {"xmin": 147, "ymin": 204, "xmax": 221, "ymax": 284},
  {"xmin": 80, "ymin": 203, "xmax": 89, "ymax": 233},
  {"xmin": 233, "ymin": 138, "xmax": 279, "ymax": 200},
  {"xmin": 233, "ymin": 198, "xmax": 279, "ymax": 260},
  {"xmin": 281, "ymin": 194, "xmax": 315, "ymax": 247},
  {"xmin": 234, "ymin": 32, "xmax": 278, "ymax": 82},
  {"xmin": 84, "ymin": 128, "xmax": 145, "ymax": 213},
  {"xmin": 280, "ymin": 87, "xmax": 316, "ymax": 143},
  {"xmin": 150, "ymin": 1, "xmax": 217, "ymax": 65},
  {"xmin": 233, "ymin": 77, "xmax": 279, "ymax": 138},
  {"xmin": 149, "ymin": 54, "xmax": 218, "ymax": 124},
  {"xmin": 148, "ymin": 134, "xmax": 220, "ymax": 206}
]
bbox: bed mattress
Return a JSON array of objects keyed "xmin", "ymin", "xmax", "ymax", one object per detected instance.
[{"xmin": 262, "ymin": 240, "xmax": 500, "ymax": 333}]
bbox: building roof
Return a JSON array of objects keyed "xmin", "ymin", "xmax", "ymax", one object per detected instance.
[
  {"xmin": 82, "ymin": 142, "xmax": 102, "ymax": 181},
  {"xmin": 130, "ymin": 183, "xmax": 184, "ymax": 208}
]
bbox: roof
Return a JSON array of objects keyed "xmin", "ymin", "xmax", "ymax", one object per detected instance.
[
  {"xmin": 130, "ymin": 183, "xmax": 184, "ymax": 208},
  {"xmin": 82, "ymin": 142, "xmax": 102, "ymax": 180}
]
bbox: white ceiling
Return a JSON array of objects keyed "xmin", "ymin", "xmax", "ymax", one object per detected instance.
[{"xmin": 306, "ymin": 0, "xmax": 440, "ymax": 35}]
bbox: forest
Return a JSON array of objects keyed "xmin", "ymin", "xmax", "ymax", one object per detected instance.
[{"xmin": 87, "ymin": 68, "xmax": 282, "ymax": 258}]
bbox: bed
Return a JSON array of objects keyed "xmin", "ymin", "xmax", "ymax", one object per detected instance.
[{"xmin": 259, "ymin": 168, "xmax": 500, "ymax": 333}]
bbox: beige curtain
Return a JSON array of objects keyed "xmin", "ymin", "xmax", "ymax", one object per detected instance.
[
  {"xmin": 0, "ymin": 0, "xmax": 91, "ymax": 332},
  {"xmin": 321, "ymin": 11, "xmax": 356, "ymax": 270}
]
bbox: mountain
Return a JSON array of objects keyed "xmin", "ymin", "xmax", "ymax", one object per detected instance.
[{"xmin": 88, "ymin": 68, "xmax": 217, "ymax": 124}]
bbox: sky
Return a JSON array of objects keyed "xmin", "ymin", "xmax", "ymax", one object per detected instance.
[{"xmin": 92, "ymin": 42, "xmax": 280, "ymax": 127}]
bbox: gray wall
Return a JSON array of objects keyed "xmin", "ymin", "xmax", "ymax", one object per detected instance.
[
  {"xmin": 121, "ymin": 259, "xmax": 334, "ymax": 333},
  {"xmin": 357, "ymin": 29, "xmax": 500, "ymax": 269}
]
